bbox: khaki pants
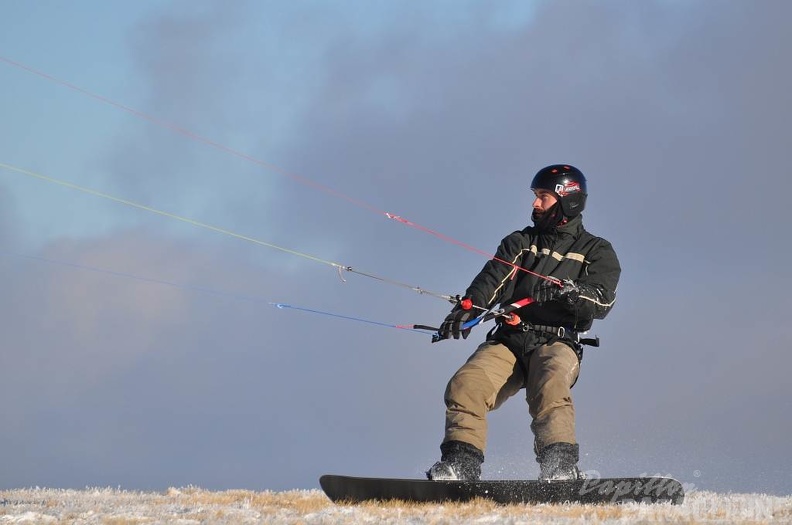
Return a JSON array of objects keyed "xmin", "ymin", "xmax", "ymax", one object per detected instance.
[{"xmin": 443, "ymin": 340, "xmax": 580, "ymax": 454}]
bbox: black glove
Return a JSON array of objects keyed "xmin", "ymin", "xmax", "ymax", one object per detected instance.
[
  {"xmin": 534, "ymin": 278, "xmax": 580, "ymax": 304},
  {"xmin": 438, "ymin": 298, "xmax": 478, "ymax": 340}
]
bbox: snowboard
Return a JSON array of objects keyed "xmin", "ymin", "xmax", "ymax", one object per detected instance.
[{"xmin": 320, "ymin": 474, "xmax": 685, "ymax": 505}]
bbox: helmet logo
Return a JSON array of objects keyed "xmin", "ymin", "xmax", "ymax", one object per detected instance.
[{"xmin": 554, "ymin": 181, "xmax": 581, "ymax": 197}]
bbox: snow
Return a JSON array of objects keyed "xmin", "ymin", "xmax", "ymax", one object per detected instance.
[{"xmin": 1, "ymin": 487, "xmax": 790, "ymax": 524}]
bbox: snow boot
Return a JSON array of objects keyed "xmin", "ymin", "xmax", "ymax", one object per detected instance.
[
  {"xmin": 426, "ymin": 440, "xmax": 484, "ymax": 481},
  {"xmin": 537, "ymin": 442, "xmax": 584, "ymax": 481}
]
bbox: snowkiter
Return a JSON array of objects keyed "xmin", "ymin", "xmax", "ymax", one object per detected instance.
[{"xmin": 427, "ymin": 164, "xmax": 621, "ymax": 481}]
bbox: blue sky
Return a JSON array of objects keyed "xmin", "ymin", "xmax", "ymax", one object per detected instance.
[{"xmin": 1, "ymin": 1, "xmax": 791, "ymax": 495}]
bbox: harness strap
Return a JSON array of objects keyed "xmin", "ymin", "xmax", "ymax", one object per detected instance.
[
  {"xmin": 512, "ymin": 322, "xmax": 600, "ymax": 348},
  {"xmin": 530, "ymin": 324, "xmax": 574, "ymax": 339}
]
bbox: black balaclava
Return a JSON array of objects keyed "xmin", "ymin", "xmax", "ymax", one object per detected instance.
[{"xmin": 531, "ymin": 202, "xmax": 564, "ymax": 232}]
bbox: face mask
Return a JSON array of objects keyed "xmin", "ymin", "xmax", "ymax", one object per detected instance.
[{"xmin": 531, "ymin": 202, "xmax": 563, "ymax": 232}]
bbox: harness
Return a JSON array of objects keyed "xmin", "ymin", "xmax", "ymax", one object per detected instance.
[
  {"xmin": 488, "ymin": 320, "xmax": 600, "ymax": 363},
  {"xmin": 522, "ymin": 323, "xmax": 599, "ymax": 348},
  {"xmin": 489, "ymin": 319, "xmax": 599, "ymax": 345}
]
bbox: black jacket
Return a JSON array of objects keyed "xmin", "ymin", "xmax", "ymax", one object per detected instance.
[{"xmin": 463, "ymin": 215, "xmax": 621, "ymax": 355}]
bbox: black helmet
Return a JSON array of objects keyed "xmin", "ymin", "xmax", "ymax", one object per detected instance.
[{"xmin": 530, "ymin": 164, "xmax": 588, "ymax": 217}]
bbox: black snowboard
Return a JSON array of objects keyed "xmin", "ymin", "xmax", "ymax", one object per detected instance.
[{"xmin": 320, "ymin": 474, "xmax": 685, "ymax": 505}]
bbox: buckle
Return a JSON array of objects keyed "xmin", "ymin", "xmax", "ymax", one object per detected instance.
[{"xmin": 557, "ymin": 326, "xmax": 581, "ymax": 343}]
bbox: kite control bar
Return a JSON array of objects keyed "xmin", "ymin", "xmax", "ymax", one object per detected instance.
[{"xmin": 413, "ymin": 297, "xmax": 536, "ymax": 343}]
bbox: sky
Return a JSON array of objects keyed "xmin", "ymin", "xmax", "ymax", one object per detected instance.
[{"xmin": 1, "ymin": 0, "xmax": 790, "ymax": 495}]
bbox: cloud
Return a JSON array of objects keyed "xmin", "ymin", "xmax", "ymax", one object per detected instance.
[
  {"xmin": 101, "ymin": 1, "xmax": 283, "ymax": 244},
  {"xmin": 2, "ymin": 0, "xmax": 791, "ymax": 495}
]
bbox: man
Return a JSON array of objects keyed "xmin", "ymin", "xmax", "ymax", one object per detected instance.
[{"xmin": 427, "ymin": 164, "xmax": 621, "ymax": 481}]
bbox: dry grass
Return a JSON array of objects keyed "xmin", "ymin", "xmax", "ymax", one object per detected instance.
[{"xmin": 1, "ymin": 486, "xmax": 790, "ymax": 524}]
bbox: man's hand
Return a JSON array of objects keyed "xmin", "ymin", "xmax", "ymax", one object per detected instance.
[
  {"xmin": 534, "ymin": 278, "xmax": 580, "ymax": 304},
  {"xmin": 437, "ymin": 299, "xmax": 477, "ymax": 340}
]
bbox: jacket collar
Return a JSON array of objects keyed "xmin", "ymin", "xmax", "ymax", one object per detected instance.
[
  {"xmin": 531, "ymin": 214, "xmax": 584, "ymax": 249},
  {"xmin": 557, "ymin": 214, "xmax": 584, "ymax": 237}
]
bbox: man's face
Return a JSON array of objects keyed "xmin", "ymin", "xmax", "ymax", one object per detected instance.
[{"xmin": 532, "ymin": 189, "xmax": 558, "ymax": 215}]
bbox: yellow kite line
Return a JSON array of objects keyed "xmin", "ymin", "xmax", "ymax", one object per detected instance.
[
  {"xmin": 0, "ymin": 160, "xmax": 455, "ymax": 302},
  {"xmin": 0, "ymin": 160, "xmax": 340, "ymax": 266}
]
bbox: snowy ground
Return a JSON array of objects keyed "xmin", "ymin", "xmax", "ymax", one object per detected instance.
[{"xmin": 1, "ymin": 486, "xmax": 790, "ymax": 524}]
